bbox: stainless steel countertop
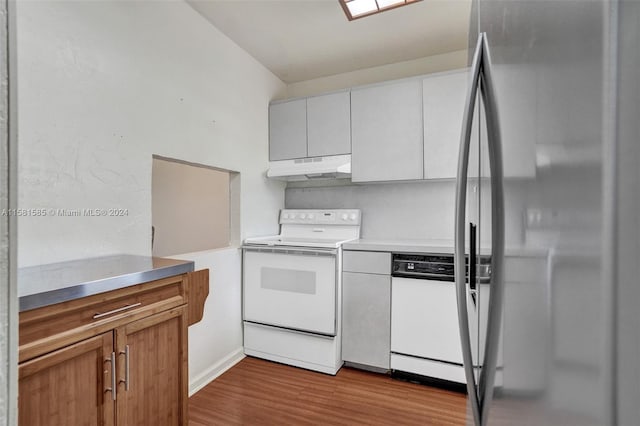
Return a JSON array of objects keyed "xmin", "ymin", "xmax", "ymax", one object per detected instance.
[{"xmin": 18, "ymin": 255, "xmax": 195, "ymax": 312}]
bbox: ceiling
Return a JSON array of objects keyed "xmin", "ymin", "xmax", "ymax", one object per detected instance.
[{"xmin": 187, "ymin": 0, "xmax": 472, "ymax": 83}]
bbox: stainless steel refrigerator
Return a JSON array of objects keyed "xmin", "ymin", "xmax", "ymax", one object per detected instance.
[{"xmin": 454, "ymin": 1, "xmax": 640, "ymax": 425}]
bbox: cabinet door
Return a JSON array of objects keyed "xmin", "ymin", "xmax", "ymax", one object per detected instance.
[
  {"xmin": 307, "ymin": 91, "xmax": 351, "ymax": 157},
  {"xmin": 423, "ymin": 70, "xmax": 468, "ymax": 179},
  {"xmin": 351, "ymin": 80, "xmax": 424, "ymax": 182},
  {"xmin": 269, "ymin": 99, "xmax": 307, "ymax": 160},
  {"xmin": 18, "ymin": 333, "xmax": 115, "ymax": 426},
  {"xmin": 342, "ymin": 272, "xmax": 391, "ymax": 369},
  {"xmin": 116, "ymin": 306, "xmax": 188, "ymax": 426}
]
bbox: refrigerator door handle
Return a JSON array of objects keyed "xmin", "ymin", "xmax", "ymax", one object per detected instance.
[
  {"xmin": 470, "ymin": 223, "xmax": 477, "ymax": 306},
  {"xmin": 477, "ymin": 33, "xmax": 506, "ymax": 426},
  {"xmin": 455, "ymin": 34, "xmax": 483, "ymax": 426}
]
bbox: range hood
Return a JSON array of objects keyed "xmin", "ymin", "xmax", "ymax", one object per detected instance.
[{"xmin": 266, "ymin": 154, "xmax": 351, "ymax": 181}]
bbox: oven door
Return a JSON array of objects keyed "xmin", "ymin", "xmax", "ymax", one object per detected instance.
[{"xmin": 243, "ymin": 246, "xmax": 337, "ymax": 335}]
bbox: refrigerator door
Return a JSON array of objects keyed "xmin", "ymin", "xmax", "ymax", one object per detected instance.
[
  {"xmin": 476, "ymin": 0, "xmax": 615, "ymax": 425},
  {"xmin": 456, "ymin": 32, "xmax": 506, "ymax": 426}
]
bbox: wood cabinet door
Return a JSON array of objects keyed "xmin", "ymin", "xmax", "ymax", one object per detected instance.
[
  {"xmin": 351, "ymin": 79, "xmax": 424, "ymax": 182},
  {"xmin": 115, "ymin": 306, "xmax": 188, "ymax": 426},
  {"xmin": 18, "ymin": 333, "xmax": 115, "ymax": 426},
  {"xmin": 269, "ymin": 98, "xmax": 307, "ymax": 161}
]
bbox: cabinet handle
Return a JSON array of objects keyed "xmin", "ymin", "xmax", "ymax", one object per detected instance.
[
  {"xmin": 105, "ymin": 352, "xmax": 116, "ymax": 401},
  {"xmin": 119, "ymin": 345, "xmax": 130, "ymax": 391},
  {"xmin": 93, "ymin": 303, "xmax": 142, "ymax": 319}
]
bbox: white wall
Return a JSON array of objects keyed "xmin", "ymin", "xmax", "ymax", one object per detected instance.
[
  {"xmin": 16, "ymin": 0, "xmax": 285, "ymax": 268},
  {"xmin": 279, "ymin": 49, "xmax": 467, "ymax": 99},
  {"xmin": 171, "ymin": 248, "xmax": 244, "ymax": 395},
  {"xmin": 152, "ymin": 158, "xmax": 230, "ymax": 257},
  {"xmin": 285, "ymin": 180, "xmax": 526, "ymax": 247},
  {"xmin": 16, "ymin": 0, "xmax": 285, "ymax": 393}
]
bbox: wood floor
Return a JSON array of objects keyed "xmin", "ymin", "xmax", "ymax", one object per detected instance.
[{"xmin": 189, "ymin": 357, "xmax": 467, "ymax": 425}]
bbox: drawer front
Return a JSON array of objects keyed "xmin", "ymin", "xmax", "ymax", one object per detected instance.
[
  {"xmin": 19, "ymin": 275, "xmax": 186, "ymax": 362},
  {"xmin": 343, "ymin": 251, "xmax": 391, "ymax": 275}
]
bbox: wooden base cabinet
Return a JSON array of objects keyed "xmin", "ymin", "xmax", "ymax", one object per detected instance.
[
  {"xmin": 18, "ymin": 270, "xmax": 208, "ymax": 426},
  {"xmin": 116, "ymin": 307, "xmax": 188, "ymax": 426},
  {"xmin": 19, "ymin": 333, "xmax": 115, "ymax": 426}
]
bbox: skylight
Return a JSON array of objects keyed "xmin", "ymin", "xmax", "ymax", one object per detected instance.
[{"xmin": 339, "ymin": 0, "xmax": 422, "ymax": 21}]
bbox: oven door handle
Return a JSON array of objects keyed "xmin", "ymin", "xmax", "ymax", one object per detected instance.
[{"xmin": 242, "ymin": 246, "xmax": 337, "ymax": 257}]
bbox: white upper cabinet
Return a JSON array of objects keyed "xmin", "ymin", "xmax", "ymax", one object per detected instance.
[
  {"xmin": 422, "ymin": 68, "xmax": 535, "ymax": 179},
  {"xmin": 307, "ymin": 91, "xmax": 351, "ymax": 158},
  {"xmin": 423, "ymin": 70, "xmax": 469, "ymax": 179},
  {"xmin": 269, "ymin": 68, "xmax": 534, "ymax": 178},
  {"xmin": 269, "ymin": 99, "xmax": 307, "ymax": 161},
  {"xmin": 269, "ymin": 93, "xmax": 351, "ymax": 161},
  {"xmin": 351, "ymin": 80, "xmax": 424, "ymax": 182}
]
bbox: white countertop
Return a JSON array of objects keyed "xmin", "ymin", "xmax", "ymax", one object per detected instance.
[
  {"xmin": 343, "ymin": 238, "xmax": 549, "ymax": 258},
  {"xmin": 342, "ymin": 239, "xmax": 455, "ymax": 254}
]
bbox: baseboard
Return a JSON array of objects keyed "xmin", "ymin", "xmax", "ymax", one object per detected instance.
[{"xmin": 189, "ymin": 348, "xmax": 245, "ymax": 396}]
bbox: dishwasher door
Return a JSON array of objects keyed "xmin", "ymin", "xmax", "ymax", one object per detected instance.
[{"xmin": 391, "ymin": 276, "xmax": 463, "ymax": 364}]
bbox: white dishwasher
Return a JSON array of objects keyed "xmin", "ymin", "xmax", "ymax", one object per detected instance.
[{"xmin": 390, "ymin": 253, "xmax": 491, "ymax": 387}]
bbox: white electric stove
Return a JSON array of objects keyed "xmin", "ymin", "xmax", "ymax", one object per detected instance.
[{"xmin": 242, "ymin": 209, "xmax": 361, "ymax": 374}]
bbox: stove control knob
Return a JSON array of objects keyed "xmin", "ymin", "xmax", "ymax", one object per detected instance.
[
  {"xmin": 349, "ymin": 213, "xmax": 357, "ymax": 221},
  {"xmin": 341, "ymin": 214, "xmax": 348, "ymax": 221},
  {"xmin": 290, "ymin": 213, "xmax": 296, "ymax": 219},
  {"xmin": 308, "ymin": 214, "xmax": 315, "ymax": 219},
  {"xmin": 283, "ymin": 213, "xmax": 289, "ymax": 220},
  {"xmin": 300, "ymin": 213, "xmax": 307, "ymax": 219}
]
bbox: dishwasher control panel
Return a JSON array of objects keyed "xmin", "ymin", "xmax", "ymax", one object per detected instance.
[{"xmin": 392, "ymin": 253, "xmax": 491, "ymax": 283}]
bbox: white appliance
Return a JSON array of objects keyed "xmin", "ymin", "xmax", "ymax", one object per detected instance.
[
  {"xmin": 390, "ymin": 252, "xmax": 498, "ymax": 387},
  {"xmin": 242, "ymin": 209, "xmax": 361, "ymax": 374},
  {"xmin": 266, "ymin": 154, "xmax": 351, "ymax": 181},
  {"xmin": 391, "ymin": 276, "xmax": 465, "ymax": 382}
]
